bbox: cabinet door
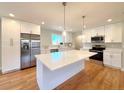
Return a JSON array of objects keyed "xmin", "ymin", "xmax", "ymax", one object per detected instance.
[
  {"xmin": 31, "ymin": 24, "xmax": 40, "ymax": 35},
  {"xmin": 65, "ymin": 32, "xmax": 72, "ymax": 43},
  {"xmin": 20, "ymin": 22, "xmax": 32, "ymax": 34},
  {"xmin": 103, "ymin": 52, "xmax": 111, "ymax": 66},
  {"xmin": 83, "ymin": 29, "xmax": 91, "ymax": 43},
  {"xmin": 91, "ymin": 29, "xmax": 96, "ymax": 37},
  {"xmin": 1, "ymin": 18, "xmax": 20, "ymax": 73},
  {"xmin": 105, "ymin": 24, "xmax": 113, "ymax": 42},
  {"xmin": 93, "ymin": 26, "xmax": 105, "ymax": 36},
  {"xmin": 105, "ymin": 23, "xmax": 122, "ymax": 43},
  {"xmin": 97, "ymin": 26, "xmax": 105, "ymax": 36},
  {"xmin": 112, "ymin": 23, "xmax": 122, "ymax": 42},
  {"xmin": 111, "ymin": 53, "xmax": 121, "ymax": 68}
]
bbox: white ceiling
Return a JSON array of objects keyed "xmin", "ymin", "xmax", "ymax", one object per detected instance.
[{"xmin": 0, "ymin": 2, "xmax": 124, "ymax": 32}]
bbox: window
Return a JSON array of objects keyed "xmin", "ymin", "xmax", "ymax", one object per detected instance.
[{"xmin": 52, "ymin": 34, "xmax": 63, "ymax": 45}]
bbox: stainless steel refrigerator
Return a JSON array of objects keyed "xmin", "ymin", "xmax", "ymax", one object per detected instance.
[{"xmin": 21, "ymin": 33, "xmax": 40, "ymax": 69}]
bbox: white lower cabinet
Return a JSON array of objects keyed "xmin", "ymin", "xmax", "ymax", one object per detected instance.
[{"xmin": 103, "ymin": 49, "xmax": 122, "ymax": 69}]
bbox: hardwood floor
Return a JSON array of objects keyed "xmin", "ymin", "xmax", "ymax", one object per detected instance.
[{"xmin": 0, "ymin": 60, "xmax": 124, "ymax": 90}]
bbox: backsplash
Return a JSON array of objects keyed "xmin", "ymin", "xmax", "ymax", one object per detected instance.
[
  {"xmin": 105, "ymin": 43, "xmax": 122, "ymax": 49},
  {"xmin": 82, "ymin": 43, "xmax": 122, "ymax": 49}
]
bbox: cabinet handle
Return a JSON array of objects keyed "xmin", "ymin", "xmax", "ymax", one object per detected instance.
[{"xmin": 10, "ymin": 38, "xmax": 14, "ymax": 47}]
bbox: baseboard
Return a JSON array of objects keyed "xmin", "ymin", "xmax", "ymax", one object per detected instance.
[
  {"xmin": 121, "ymin": 68, "xmax": 124, "ymax": 71},
  {"xmin": 104, "ymin": 64, "xmax": 121, "ymax": 70},
  {"xmin": 0, "ymin": 67, "xmax": 1, "ymax": 74},
  {"xmin": 2, "ymin": 68, "xmax": 20, "ymax": 74}
]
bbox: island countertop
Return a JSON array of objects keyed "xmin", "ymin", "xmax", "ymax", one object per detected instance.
[{"xmin": 35, "ymin": 50, "xmax": 96, "ymax": 71}]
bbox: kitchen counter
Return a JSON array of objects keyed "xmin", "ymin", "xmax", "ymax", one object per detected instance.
[
  {"xmin": 40, "ymin": 47, "xmax": 73, "ymax": 54},
  {"xmin": 35, "ymin": 50, "xmax": 96, "ymax": 90}
]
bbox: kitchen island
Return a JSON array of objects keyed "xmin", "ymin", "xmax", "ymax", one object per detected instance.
[{"xmin": 35, "ymin": 50, "xmax": 96, "ymax": 90}]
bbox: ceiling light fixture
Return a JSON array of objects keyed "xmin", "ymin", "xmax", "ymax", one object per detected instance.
[
  {"xmin": 9, "ymin": 13, "xmax": 15, "ymax": 17},
  {"xmin": 63, "ymin": 2, "xmax": 66, "ymax": 32},
  {"xmin": 62, "ymin": 2, "xmax": 67, "ymax": 42},
  {"xmin": 41, "ymin": 21, "xmax": 45, "ymax": 25},
  {"xmin": 107, "ymin": 19, "xmax": 112, "ymax": 22}
]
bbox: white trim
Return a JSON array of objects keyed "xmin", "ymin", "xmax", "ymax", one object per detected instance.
[
  {"xmin": 0, "ymin": 67, "xmax": 1, "ymax": 74},
  {"xmin": 2, "ymin": 68, "xmax": 20, "ymax": 74},
  {"xmin": 121, "ymin": 68, "xmax": 124, "ymax": 71}
]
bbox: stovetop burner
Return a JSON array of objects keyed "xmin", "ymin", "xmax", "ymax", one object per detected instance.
[{"xmin": 89, "ymin": 45, "xmax": 105, "ymax": 61}]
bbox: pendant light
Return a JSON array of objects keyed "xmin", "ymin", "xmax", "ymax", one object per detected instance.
[
  {"xmin": 62, "ymin": 2, "xmax": 67, "ymax": 42},
  {"xmin": 63, "ymin": 2, "xmax": 66, "ymax": 31},
  {"xmin": 82, "ymin": 16, "xmax": 86, "ymax": 39}
]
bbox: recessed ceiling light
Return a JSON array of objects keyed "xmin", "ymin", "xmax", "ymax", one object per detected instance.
[
  {"xmin": 9, "ymin": 13, "xmax": 15, "ymax": 17},
  {"xmin": 107, "ymin": 19, "xmax": 112, "ymax": 22},
  {"xmin": 41, "ymin": 21, "xmax": 45, "ymax": 25}
]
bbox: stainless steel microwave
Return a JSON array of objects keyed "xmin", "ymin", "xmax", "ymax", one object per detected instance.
[{"xmin": 91, "ymin": 36, "xmax": 104, "ymax": 43}]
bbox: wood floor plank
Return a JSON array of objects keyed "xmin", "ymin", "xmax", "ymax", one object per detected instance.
[{"xmin": 0, "ymin": 60, "xmax": 124, "ymax": 90}]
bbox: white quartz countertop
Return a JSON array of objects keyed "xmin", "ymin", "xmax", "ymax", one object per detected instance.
[
  {"xmin": 104, "ymin": 48, "xmax": 122, "ymax": 53},
  {"xmin": 35, "ymin": 50, "xmax": 96, "ymax": 71}
]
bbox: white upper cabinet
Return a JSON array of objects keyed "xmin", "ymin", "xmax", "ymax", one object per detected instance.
[
  {"xmin": 82, "ymin": 22, "xmax": 123, "ymax": 43},
  {"xmin": 105, "ymin": 24, "xmax": 113, "ymax": 42},
  {"xmin": 66, "ymin": 32, "xmax": 72, "ymax": 43},
  {"xmin": 112, "ymin": 23, "xmax": 122, "ymax": 42},
  {"xmin": 20, "ymin": 21, "xmax": 32, "ymax": 34},
  {"xmin": 96, "ymin": 26, "xmax": 105, "ymax": 36},
  {"xmin": 105, "ymin": 23, "xmax": 122, "ymax": 43},
  {"xmin": 83, "ymin": 29, "xmax": 92, "ymax": 43},
  {"xmin": 91, "ymin": 26, "xmax": 105, "ymax": 36},
  {"xmin": 30, "ymin": 24, "xmax": 40, "ymax": 35},
  {"xmin": 20, "ymin": 21, "xmax": 40, "ymax": 35},
  {"xmin": 82, "ymin": 26, "xmax": 104, "ymax": 43}
]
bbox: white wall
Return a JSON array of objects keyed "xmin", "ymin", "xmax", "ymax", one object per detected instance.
[
  {"xmin": 40, "ymin": 29, "xmax": 73, "ymax": 49},
  {"xmin": 40, "ymin": 29, "xmax": 62, "ymax": 48}
]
